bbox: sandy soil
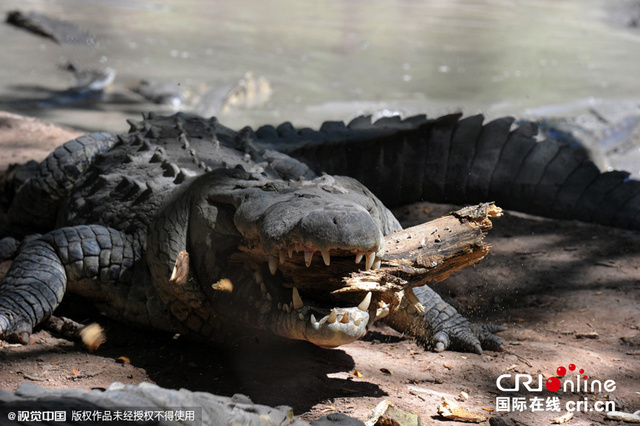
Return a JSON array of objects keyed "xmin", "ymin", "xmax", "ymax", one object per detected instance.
[
  {"xmin": 0, "ymin": 111, "xmax": 84, "ymax": 171},
  {"xmin": 0, "ymin": 113, "xmax": 639, "ymax": 425}
]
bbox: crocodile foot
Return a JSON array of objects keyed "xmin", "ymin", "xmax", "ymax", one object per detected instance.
[
  {"xmin": 429, "ymin": 314, "xmax": 506, "ymax": 354},
  {"xmin": 0, "ymin": 312, "xmax": 32, "ymax": 344},
  {"xmin": 384, "ymin": 286, "xmax": 506, "ymax": 354}
]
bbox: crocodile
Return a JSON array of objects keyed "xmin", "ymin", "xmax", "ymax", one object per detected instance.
[
  {"xmin": 130, "ymin": 72, "xmax": 273, "ymax": 116},
  {"xmin": 1, "ymin": 382, "xmax": 313, "ymax": 426},
  {"xmin": 0, "ymin": 381, "xmax": 377, "ymax": 426},
  {"xmin": 6, "ymin": 10, "xmax": 96, "ymax": 45},
  {"xmin": 1, "ymin": 111, "xmax": 639, "ymax": 355}
]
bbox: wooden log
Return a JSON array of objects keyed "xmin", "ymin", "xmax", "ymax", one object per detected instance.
[
  {"xmin": 232, "ymin": 203, "xmax": 502, "ymax": 307},
  {"xmin": 333, "ymin": 202, "xmax": 501, "ymax": 309}
]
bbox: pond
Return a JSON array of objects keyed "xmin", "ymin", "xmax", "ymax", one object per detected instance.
[{"xmin": 0, "ymin": 0, "xmax": 639, "ymax": 134}]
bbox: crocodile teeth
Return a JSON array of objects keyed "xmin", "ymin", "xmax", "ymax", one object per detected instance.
[
  {"xmin": 292, "ymin": 287, "xmax": 304, "ymax": 309},
  {"xmin": 268, "ymin": 256, "xmax": 278, "ymax": 275},
  {"xmin": 310, "ymin": 314, "xmax": 317, "ymax": 325},
  {"xmin": 365, "ymin": 252, "xmax": 375, "ymax": 270},
  {"xmin": 287, "ymin": 247, "xmax": 294, "ymax": 258},
  {"xmin": 321, "ymin": 250, "xmax": 331, "ymax": 266},
  {"xmin": 279, "ymin": 250, "xmax": 286, "ymax": 265},
  {"xmin": 355, "ymin": 251, "xmax": 365, "ymax": 264},
  {"xmin": 327, "ymin": 309, "xmax": 338, "ymax": 324},
  {"xmin": 340, "ymin": 312, "xmax": 350, "ymax": 323},
  {"xmin": 298, "ymin": 312, "xmax": 304, "ymax": 320},
  {"xmin": 253, "ymin": 271, "xmax": 263, "ymax": 285},
  {"xmin": 260, "ymin": 282, "xmax": 267, "ymax": 294},
  {"xmin": 372, "ymin": 259, "xmax": 381, "ymax": 270},
  {"xmin": 376, "ymin": 302, "xmax": 390, "ymax": 320},
  {"xmin": 304, "ymin": 250, "xmax": 314, "ymax": 267},
  {"xmin": 358, "ymin": 292, "xmax": 372, "ymax": 312}
]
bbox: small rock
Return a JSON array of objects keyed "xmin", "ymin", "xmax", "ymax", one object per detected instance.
[{"xmin": 375, "ymin": 406, "xmax": 421, "ymax": 426}]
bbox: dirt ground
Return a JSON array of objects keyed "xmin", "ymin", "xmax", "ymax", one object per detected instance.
[{"xmin": 0, "ymin": 113, "xmax": 638, "ymax": 425}]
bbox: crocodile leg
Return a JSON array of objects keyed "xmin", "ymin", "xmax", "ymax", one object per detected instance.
[
  {"xmin": 383, "ymin": 286, "xmax": 505, "ymax": 354},
  {"xmin": 0, "ymin": 225, "xmax": 146, "ymax": 343}
]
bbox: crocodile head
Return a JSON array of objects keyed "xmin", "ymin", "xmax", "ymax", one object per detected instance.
[{"xmin": 149, "ymin": 166, "xmax": 402, "ymax": 348}]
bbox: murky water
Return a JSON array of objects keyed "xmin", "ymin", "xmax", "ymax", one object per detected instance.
[{"xmin": 0, "ymin": 0, "xmax": 639, "ymax": 133}]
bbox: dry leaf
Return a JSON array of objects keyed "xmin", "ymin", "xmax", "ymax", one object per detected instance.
[
  {"xmin": 553, "ymin": 412, "xmax": 574, "ymax": 424},
  {"xmin": 380, "ymin": 368, "xmax": 393, "ymax": 375},
  {"xmin": 575, "ymin": 331, "xmax": 599, "ymax": 339},
  {"xmin": 116, "ymin": 356, "xmax": 131, "ymax": 364},
  {"xmin": 79, "ymin": 323, "xmax": 106, "ymax": 351},
  {"xmin": 605, "ymin": 411, "xmax": 640, "ymax": 423},
  {"xmin": 352, "ymin": 369, "xmax": 363, "ymax": 378},
  {"xmin": 437, "ymin": 397, "xmax": 488, "ymax": 423}
]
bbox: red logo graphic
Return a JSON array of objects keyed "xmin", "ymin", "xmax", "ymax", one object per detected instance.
[{"xmin": 546, "ymin": 364, "xmax": 589, "ymax": 392}]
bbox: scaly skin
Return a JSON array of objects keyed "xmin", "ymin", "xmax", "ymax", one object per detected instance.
[{"xmin": 257, "ymin": 114, "xmax": 640, "ymax": 229}]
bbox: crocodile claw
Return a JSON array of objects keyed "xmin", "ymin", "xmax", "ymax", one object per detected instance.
[
  {"xmin": 384, "ymin": 286, "xmax": 506, "ymax": 355},
  {"xmin": 431, "ymin": 322, "xmax": 506, "ymax": 354},
  {"xmin": 0, "ymin": 313, "xmax": 32, "ymax": 344}
]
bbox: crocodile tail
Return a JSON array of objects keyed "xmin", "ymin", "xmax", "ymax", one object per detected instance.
[{"xmin": 265, "ymin": 114, "xmax": 640, "ymax": 229}]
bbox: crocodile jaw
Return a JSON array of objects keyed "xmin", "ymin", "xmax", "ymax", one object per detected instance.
[
  {"xmin": 207, "ymin": 262, "xmax": 373, "ymax": 348},
  {"xmin": 268, "ymin": 304, "xmax": 369, "ymax": 348},
  {"xmin": 177, "ymin": 169, "xmax": 398, "ymax": 346}
]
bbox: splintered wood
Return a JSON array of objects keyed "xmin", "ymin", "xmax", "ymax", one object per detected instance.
[
  {"xmin": 170, "ymin": 250, "xmax": 190, "ymax": 285},
  {"xmin": 341, "ymin": 202, "xmax": 502, "ymax": 294},
  {"xmin": 231, "ymin": 202, "xmax": 501, "ymax": 307}
]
